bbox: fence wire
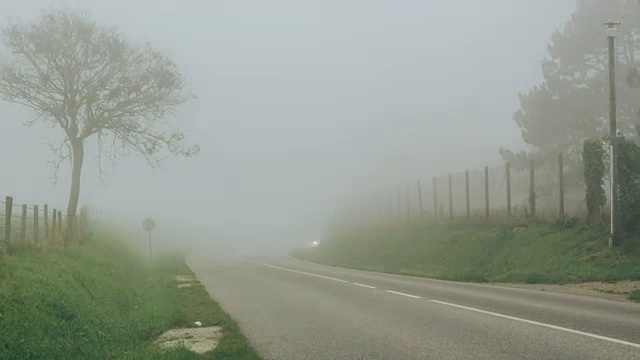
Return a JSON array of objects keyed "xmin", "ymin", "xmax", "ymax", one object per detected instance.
[{"xmin": 367, "ymin": 153, "xmax": 591, "ymax": 226}]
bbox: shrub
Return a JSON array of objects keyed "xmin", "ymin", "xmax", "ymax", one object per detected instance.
[{"xmin": 583, "ymin": 138, "xmax": 606, "ymax": 220}]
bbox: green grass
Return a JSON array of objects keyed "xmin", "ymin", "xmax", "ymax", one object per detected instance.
[
  {"xmin": 292, "ymin": 223, "xmax": 640, "ymax": 284},
  {"xmin": 0, "ymin": 231, "xmax": 261, "ymax": 360},
  {"xmin": 629, "ymin": 290, "xmax": 640, "ymax": 302}
]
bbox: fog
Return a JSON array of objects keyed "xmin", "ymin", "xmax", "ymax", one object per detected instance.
[{"xmin": 0, "ymin": 1, "xmax": 575, "ymax": 255}]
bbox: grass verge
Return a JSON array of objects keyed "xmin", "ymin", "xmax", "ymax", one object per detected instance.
[
  {"xmin": 629, "ymin": 290, "xmax": 640, "ymax": 302},
  {"xmin": 292, "ymin": 223, "xmax": 640, "ymax": 285},
  {"xmin": 0, "ymin": 231, "xmax": 261, "ymax": 360}
]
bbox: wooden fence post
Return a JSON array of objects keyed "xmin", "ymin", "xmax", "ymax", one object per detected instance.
[
  {"xmin": 33, "ymin": 205, "xmax": 39, "ymax": 246},
  {"xmin": 432, "ymin": 177, "xmax": 438, "ymax": 220},
  {"xmin": 559, "ymin": 153, "xmax": 565, "ymax": 219},
  {"xmin": 396, "ymin": 189, "xmax": 402, "ymax": 221},
  {"xmin": 529, "ymin": 159, "xmax": 536, "ymax": 216},
  {"xmin": 4, "ymin": 197, "xmax": 12, "ymax": 250},
  {"xmin": 52, "ymin": 209, "xmax": 57, "ymax": 245},
  {"xmin": 417, "ymin": 180, "xmax": 424, "ymax": 225},
  {"xmin": 465, "ymin": 170, "xmax": 470, "ymax": 218},
  {"xmin": 405, "ymin": 187, "xmax": 411, "ymax": 224},
  {"xmin": 448, "ymin": 173, "xmax": 453, "ymax": 219},
  {"xmin": 485, "ymin": 166, "xmax": 490, "ymax": 219},
  {"xmin": 506, "ymin": 163, "xmax": 512, "ymax": 217},
  {"xmin": 44, "ymin": 204, "xmax": 49, "ymax": 244},
  {"xmin": 57, "ymin": 211, "xmax": 62, "ymax": 241},
  {"xmin": 20, "ymin": 204, "xmax": 27, "ymax": 243}
]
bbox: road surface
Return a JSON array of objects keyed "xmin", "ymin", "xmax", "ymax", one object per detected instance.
[{"xmin": 187, "ymin": 255, "xmax": 640, "ymax": 359}]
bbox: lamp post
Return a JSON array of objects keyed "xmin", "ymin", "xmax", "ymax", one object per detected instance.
[{"xmin": 605, "ymin": 20, "xmax": 621, "ymax": 247}]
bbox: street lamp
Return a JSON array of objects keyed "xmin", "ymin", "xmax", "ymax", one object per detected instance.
[{"xmin": 605, "ymin": 20, "xmax": 621, "ymax": 248}]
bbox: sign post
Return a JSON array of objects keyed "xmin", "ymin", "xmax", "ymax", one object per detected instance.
[{"xmin": 142, "ymin": 218, "xmax": 156, "ymax": 261}]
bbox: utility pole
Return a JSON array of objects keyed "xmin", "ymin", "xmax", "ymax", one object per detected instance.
[{"xmin": 606, "ymin": 20, "xmax": 621, "ymax": 248}]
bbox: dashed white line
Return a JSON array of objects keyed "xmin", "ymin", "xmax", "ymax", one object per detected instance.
[
  {"xmin": 386, "ymin": 290, "xmax": 422, "ymax": 299},
  {"xmin": 353, "ymin": 283, "xmax": 377, "ymax": 289},
  {"xmin": 239, "ymin": 258, "xmax": 640, "ymax": 349},
  {"xmin": 239, "ymin": 258, "xmax": 349, "ymax": 283},
  {"xmin": 429, "ymin": 300, "xmax": 640, "ymax": 349}
]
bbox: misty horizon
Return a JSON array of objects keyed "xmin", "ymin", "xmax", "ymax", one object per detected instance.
[{"xmin": 0, "ymin": 0, "xmax": 576, "ymax": 252}]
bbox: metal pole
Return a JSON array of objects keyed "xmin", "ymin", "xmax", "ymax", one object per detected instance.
[{"xmin": 606, "ymin": 21, "xmax": 621, "ymax": 247}]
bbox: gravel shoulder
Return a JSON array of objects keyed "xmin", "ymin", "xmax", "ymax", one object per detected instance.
[{"xmin": 492, "ymin": 281, "xmax": 640, "ymax": 303}]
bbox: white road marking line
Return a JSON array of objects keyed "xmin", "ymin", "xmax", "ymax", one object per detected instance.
[
  {"xmin": 430, "ymin": 300, "xmax": 640, "ymax": 349},
  {"xmin": 239, "ymin": 258, "xmax": 349, "ymax": 283},
  {"xmin": 241, "ymin": 257, "xmax": 639, "ymax": 350},
  {"xmin": 386, "ymin": 290, "xmax": 422, "ymax": 299},
  {"xmin": 353, "ymin": 283, "xmax": 377, "ymax": 289}
]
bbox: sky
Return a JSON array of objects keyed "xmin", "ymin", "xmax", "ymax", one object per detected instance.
[{"xmin": 0, "ymin": 0, "xmax": 576, "ymax": 253}]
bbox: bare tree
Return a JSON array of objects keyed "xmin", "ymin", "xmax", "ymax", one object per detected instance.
[{"xmin": 0, "ymin": 11, "xmax": 199, "ymax": 242}]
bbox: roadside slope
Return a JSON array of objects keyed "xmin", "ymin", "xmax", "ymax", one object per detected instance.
[
  {"xmin": 291, "ymin": 224, "xmax": 640, "ymax": 286},
  {"xmin": 0, "ymin": 231, "xmax": 260, "ymax": 360}
]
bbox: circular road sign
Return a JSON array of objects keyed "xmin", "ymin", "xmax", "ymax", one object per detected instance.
[{"xmin": 143, "ymin": 218, "xmax": 156, "ymax": 232}]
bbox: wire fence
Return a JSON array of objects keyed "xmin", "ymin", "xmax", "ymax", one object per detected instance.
[
  {"xmin": 1, "ymin": 195, "xmax": 94, "ymax": 253},
  {"xmin": 373, "ymin": 152, "xmax": 606, "ymax": 227}
]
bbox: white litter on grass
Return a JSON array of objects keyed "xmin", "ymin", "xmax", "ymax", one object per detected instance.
[
  {"xmin": 174, "ymin": 275, "xmax": 197, "ymax": 283},
  {"xmin": 194, "ymin": 321, "xmax": 202, "ymax": 326},
  {"xmin": 177, "ymin": 283, "xmax": 192, "ymax": 289},
  {"xmin": 155, "ymin": 326, "xmax": 222, "ymax": 354}
]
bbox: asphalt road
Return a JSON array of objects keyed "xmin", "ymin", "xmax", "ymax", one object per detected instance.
[{"xmin": 187, "ymin": 255, "xmax": 640, "ymax": 360}]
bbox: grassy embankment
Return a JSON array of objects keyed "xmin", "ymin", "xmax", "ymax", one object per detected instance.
[
  {"xmin": 292, "ymin": 222, "xmax": 640, "ymax": 300},
  {"xmin": 0, "ymin": 231, "xmax": 260, "ymax": 360}
]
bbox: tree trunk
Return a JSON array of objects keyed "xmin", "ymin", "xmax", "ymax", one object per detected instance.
[{"xmin": 65, "ymin": 139, "xmax": 84, "ymax": 243}]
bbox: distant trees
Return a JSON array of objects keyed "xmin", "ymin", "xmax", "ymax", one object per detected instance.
[
  {"xmin": 504, "ymin": 0, "xmax": 640, "ymax": 184},
  {"xmin": 0, "ymin": 11, "xmax": 199, "ymax": 241}
]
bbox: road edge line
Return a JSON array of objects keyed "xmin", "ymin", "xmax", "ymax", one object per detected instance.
[{"xmin": 429, "ymin": 299, "xmax": 640, "ymax": 349}]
